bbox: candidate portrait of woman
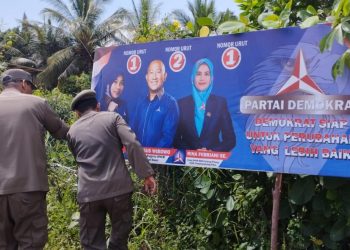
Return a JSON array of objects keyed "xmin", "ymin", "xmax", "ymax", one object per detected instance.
[
  {"xmin": 100, "ymin": 73, "xmax": 129, "ymax": 122},
  {"xmin": 174, "ymin": 58, "xmax": 236, "ymax": 152}
]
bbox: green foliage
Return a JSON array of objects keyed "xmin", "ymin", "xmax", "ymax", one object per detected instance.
[
  {"xmin": 146, "ymin": 166, "xmax": 350, "ymax": 249},
  {"xmin": 0, "ymin": 18, "xmax": 69, "ymax": 71},
  {"xmin": 217, "ymin": 0, "xmax": 333, "ymax": 33},
  {"xmin": 109, "ymin": 0, "xmax": 193, "ymax": 43},
  {"xmin": 233, "ymin": 0, "xmax": 332, "ymax": 30},
  {"xmin": 0, "ymin": 30, "xmax": 21, "ymax": 62},
  {"xmin": 35, "ymin": 88, "xmax": 75, "ymax": 124},
  {"xmin": 127, "ymin": 173, "xmax": 180, "ymax": 250},
  {"xmin": 319, "ymin": 0, "xmax": 350, "ymax": 78},
  {"xmin": 57, "ymin": 73, "xmax": 92, "ymax": 96},
  {"xmin": 127, "ymin": 0, "xmax": 163, "ymax": 40},
  {"xmin": 133, "ymin": 19, "xmax": 192, "ymax": 43},
  {"xmin": 155, "ymin": 167, "xmax": 271, "ymax": 249},
  {"xmin": 45, "ymin": 167, "xmax": 80, "ymax": 249},
  {"xmin": 217, "ymin": 19, "xmax": 250, "ymax": 34},
  {"xmin": 38, "ymin": 0, "xmax": 129, "ymax": 88},
  {"xmin": 171, "ymin": 0, "xmax": 237, "ymax": 37},
  {"xmin": 288, "ymin": 176, "xmax": 315, "ymax": 205},
  {"xmin": 261, "ymin": 175, "xmax": 350, "ymax": 249}
]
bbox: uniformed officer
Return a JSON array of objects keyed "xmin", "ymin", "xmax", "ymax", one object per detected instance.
[
  {"xmin": 0, "ymin": 68, "xmax": 69, "ymax": 249},
  {"xmin": 67, "ymin": 89, "xmax": 156, "ymax": 250}
]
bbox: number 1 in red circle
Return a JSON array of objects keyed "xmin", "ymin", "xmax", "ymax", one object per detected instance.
[
  {"xmin": 221, "ymin": 47, "xmax": 241, "ymax": 70},
  {"xmin": 127, "ymin": 55, "xmax": 142, "ymax": 74}
]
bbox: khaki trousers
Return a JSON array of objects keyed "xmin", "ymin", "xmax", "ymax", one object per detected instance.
[
  {"xmin": 79, "ymin": 193, "xmax": 133, "ymax": 250},
  {"xmin": 0, "ymin": 192, "xmax": 48, "ymax": 250}
]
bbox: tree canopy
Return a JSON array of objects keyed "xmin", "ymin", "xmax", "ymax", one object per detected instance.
[{"xmin": 37, "ymin": 0, "xmax": 130, "ymax": 88}]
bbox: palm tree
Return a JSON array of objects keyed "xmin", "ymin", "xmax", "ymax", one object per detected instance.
[
  {"xmin": 0, "ymin": 15, "xmax": 67, "ymax": 70},
  {"xmin": 0, "ymin": 15, "xmax": 35, "ymax": 64},
  {"xmin": 21, "ymin": 19, "xmax": 71, "ymax": 68},
  {"xmin": 38, "ymin": 0, "xmax": 130, "ymax": 88},
  {"xmin": 172, "ymin": 0, "xmax": 236, "ymax": 35},
  {"xmin": 122, "ymin": 0, "xmax": 162, "ymax": 40}
]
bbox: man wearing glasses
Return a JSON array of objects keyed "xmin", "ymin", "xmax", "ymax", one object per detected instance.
[{"xmin": 0, "ymin": 69, "xmax": 69, "ymax": 249}]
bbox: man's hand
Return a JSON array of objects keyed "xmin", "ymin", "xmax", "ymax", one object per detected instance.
[{"xmin": 144, "ymin": 176, "xmax": 157, "ymax": 195}]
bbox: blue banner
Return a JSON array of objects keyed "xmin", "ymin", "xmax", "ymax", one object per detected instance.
[{"xmin": 92, "ymin": 24, "xmax": 350, "ymax": 177}]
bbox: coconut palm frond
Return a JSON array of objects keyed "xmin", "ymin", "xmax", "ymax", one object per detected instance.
[
  {"xmin": 101, "ymin": 8, "xmax": 129, "ymax": 26},
  {"xmin": 131, "ymin": 0, "xmax": 141, "ymax": 25},
  {"xmin": 172, "ymin": 9, "xmax": 191, "ymax": 25},
  {"xmin": 41, "ymin": 0, "xmax": 74, "ymax": 21},
  {"xmin": 216, "ymin": 9, "xmax": 237, "ymax": 24},
  {"xmin": 84, "ymin": 0, "xmax": 103, "ymax": 26},
  {"xmin": 24, "ymin": 0, "xmax": 173, "ymax": 88},
  {"xmin": 38, "ymin": 46, "xmax": 75, "ymax": 87},
  {"xmin": 149, "ymin": 0, "xmax": 162, "ymax": 24},
  {"xmin": 46, "ymin": 46, "xmax": 74, "ymax": 66},
  {"xmin": 111, "ymin": 29, "xmax": 132, "ymax": 45},
  {"xmin": 58, "ymin": 57, "xmax": 82, "ymax": 79},
  {"xmin": 41, "ymin": 8, "xmax": 73, "ymax": 27},
  {"xmin": 3, "ymin": 46, "xmax": 24, "ymax": 57}
]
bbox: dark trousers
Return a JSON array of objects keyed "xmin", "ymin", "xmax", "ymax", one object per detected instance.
[
  {"xmin": 79, "ymin": 193, "xmax": 133, "ymax": 250},
  {"xmin": 0, "ymin": 192, "xmax": 48, "ymax": 250}
]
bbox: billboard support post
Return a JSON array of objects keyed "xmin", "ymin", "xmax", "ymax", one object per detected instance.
[{"xmin": 271, "ymin": 173, "xmax": 283, "ymax": 250}]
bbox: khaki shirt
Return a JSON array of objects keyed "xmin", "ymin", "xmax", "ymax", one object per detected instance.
[
  {"xmin": 67, "ymin": 111, "xmax": 154, "ymax": 203},
  {"xmin": 0, "ymin": 89, "xmax": 69, "ymax": 195}
]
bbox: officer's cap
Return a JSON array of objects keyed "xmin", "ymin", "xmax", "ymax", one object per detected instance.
[
  {"xmin": 1, "ymin": 69, "xmax": 36, "ymax": 89},
  {"xmin": 71, "ymin": 89, "xmax": 96, "ymax": 110}
]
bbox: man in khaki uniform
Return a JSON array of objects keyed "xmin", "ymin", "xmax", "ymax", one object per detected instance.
[
  {"xmin": 0, "ymin": 69, "xmax": 69, "ymax": 249},
  {"xmin": 67, "ymin": 90, "xmax": 156, "ymax": 250}
]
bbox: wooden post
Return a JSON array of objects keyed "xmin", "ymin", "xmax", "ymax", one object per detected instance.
[{"xmin": 271, "ymin": 173, "xmax": 283, "ymax": 250}]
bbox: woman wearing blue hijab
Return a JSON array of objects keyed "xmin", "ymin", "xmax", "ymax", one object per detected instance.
[{"xmin": 174, "ymin": 58, "xmax": 236, "ymax": 151}]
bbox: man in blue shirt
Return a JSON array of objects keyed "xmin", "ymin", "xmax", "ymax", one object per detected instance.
[{"xmin": 131, "ymin": 60, "xmax": 179, "ymax": 148}]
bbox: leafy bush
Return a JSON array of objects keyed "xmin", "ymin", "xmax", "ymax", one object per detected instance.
[
  {"xmin": 46, "ymin": 166, "xmax": 80, "ymax": 249},
  {"xmin": 58, "ymin": 73, "xmax": 92, "ymax": 96},
  {"xmin": 155, "ymin": 167, "xmax": 272, "ymax": 249},
  {"xmin": 128, "ymin": 173, "xmax": 180, "ymax": 250}
]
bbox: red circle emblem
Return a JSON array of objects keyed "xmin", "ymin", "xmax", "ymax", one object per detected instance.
[
  {"xmin": 127, "ymin": 55, "xmax": 141, "ymax": 74},
  {"xmin": 169, "ymin": 51, "xmax": 186, "ymax": 72},
  {"xmin": 221, "ymin": 47, "xmax": 241, "ymax": 70}
]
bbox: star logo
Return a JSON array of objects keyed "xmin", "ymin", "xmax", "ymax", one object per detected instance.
[
  {"xmin": 276, "ymin": 49, "xmax": 324, "ymax": 95},
  {"xmin": 174, "ymin": 151, "xmax": 185, "ymax": 163}
]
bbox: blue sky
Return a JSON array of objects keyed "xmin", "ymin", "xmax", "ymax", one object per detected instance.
[{"xmin": 0, "ymin": 0, "xmax": 239, "ymax": 30}]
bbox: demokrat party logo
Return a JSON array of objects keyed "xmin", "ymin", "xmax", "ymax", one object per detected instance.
[{"xmin": 240, "ymin": 49, "xmax": 350, "ymax": 115}]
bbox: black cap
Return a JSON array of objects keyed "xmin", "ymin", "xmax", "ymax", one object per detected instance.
[
  {"xmin": 71, "ymin": 89, "xmax": 97, "ymax": 110},
  {"xmin": 1, "ymin": 69, "xmax": 37, "ymax": 89}
]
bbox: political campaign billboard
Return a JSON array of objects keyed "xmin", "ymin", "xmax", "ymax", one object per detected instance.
[{"xmin": 92, "ymin": 24, "xmax": 350, "ymax": 177}]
